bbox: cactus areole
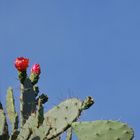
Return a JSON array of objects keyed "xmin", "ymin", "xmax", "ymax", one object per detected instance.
[{"xmin": 0, "ymin": 57, "xmax": 134, "ymax": 140}]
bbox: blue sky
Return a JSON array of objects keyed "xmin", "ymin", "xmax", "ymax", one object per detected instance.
[{"xmin": 0, "ymin": 1, "xmax": 139, "ymax": 139}]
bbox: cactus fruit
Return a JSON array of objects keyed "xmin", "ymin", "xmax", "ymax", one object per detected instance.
[{"xmin": 72, "ymin": 120, "xmax": 134, "ymax": 140}]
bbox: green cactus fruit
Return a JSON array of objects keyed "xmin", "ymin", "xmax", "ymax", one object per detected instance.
[
  {"xmin": 28, "ymin": 118, "xmax": 51, "ymax": 140},
  {"xmin": 6, "ymin": 87, "xmax": 18, "ymax": 131},
  {"xmin": 20, "ymin": 78, "xmax": 36, "ymax": 126},
  {"xmin": 0, "ymin": 102, "xmax": 9, "ymax": 140},
  {"xmin": 30, "ymin": 73, "xmax": 40, "ymax": 85},
  {"xmin": 72, "ymin": 120, "xmax": 134, "ymax": 140},
  {"xmin": 18, "ymin": 71, "xmax": 27, "ymax": 84}
]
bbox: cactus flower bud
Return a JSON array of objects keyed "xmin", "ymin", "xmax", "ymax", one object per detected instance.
[
  {"xmin": 30, "ymin": 64, "xmax": 41, "ymax": 85},
  {"xmin": 31, "ymin": 64, "xmax": 41, "ymax": 75},
  {"xmin": 14, "ymin": 57, "xmax": 29, "ymax": 72}
]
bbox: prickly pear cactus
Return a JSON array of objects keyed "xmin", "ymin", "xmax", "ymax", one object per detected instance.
[
  {"xmin": 17, "ymin": 114, "xmax": 38, "ymax": 140},
  {"xmin": 0, "ymin": 57, "xmax": 135, "ymax": 140},
  {"xmin": 0, "ymin": 102, "xmax": 9, "ymax": 140},
  {"xmin": 66, "ymin": 127, "xmax": 72, "ymax": 140},
  {"xmin": 6, "ymin": 87, "xmax": 18, "ymax": 131},
  {"xmin": 20, "ymin": 78, "xmax": 36, "ymax": 126},
  {"xmin": 28, "ymin": 97, "xmax": 94, "ymax": 140},
  {"xmin": 72, "ymin": 120, "xmax": 134, "ymax": 140}
]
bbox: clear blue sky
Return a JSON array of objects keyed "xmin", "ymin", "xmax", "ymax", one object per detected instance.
[{"xmin": 0, "ymin": 1, "xmax": 139, "ymax": 139}]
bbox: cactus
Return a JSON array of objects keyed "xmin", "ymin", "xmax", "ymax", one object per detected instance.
[
  {"xmin": 17, "ymin": 114, "xmax": 38, "ymax": 140},
  {"xmin": 0, "ymin": 57, "xmax": 135, "ymax": 140},
  {"xmin": 20, "ymin": 78, "xmax": 36, "ymax": 126},
  {"xmin": 6, "ymin": 87, "xmax": 19, "ymax": 140},
  {"xmin": 66, "ymin": 127, "xmax": 72, "ymax": 140},
  {"xmin": 0, "ymin": 102, "xmax": 9, "ymax": 140},
  {"xmin": 6, "ymin": 87, "xmax": 18, "ymax": 131},
  {"xmin": 28, "ymin": 97, "xmax": 93, "ymax": 140},
  {"xmin": 72, "ymin": 120, "xmax": 134, "ymax": 140}
]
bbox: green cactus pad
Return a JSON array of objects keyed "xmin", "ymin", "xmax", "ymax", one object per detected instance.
[
  {"xmin": 17, "ymin": 114, "xmax": 38, "ymax": 140},
  {"xmin": 9, "ymin": 130, "xmax": 19, "ymax": 140},
  {"xmin": 6, "ymin": 87, "xmax": 18, "ymax": 130},
  {"xmin": 0, "ymin": 104, "xmax": 9, "ymax": 139},
  {"xmin": 29, "ymin": 125, "xmax": 51, "ymax": 140},
  {"xmin": 72, "ymin": 120, "xmax": 134, "ymax": 140},
  {"xmin": 66, "ymin": 127, "xmax": 72, "ymax": 140},
  {"xmin": 36, "ymin": 99, "xmax": 44, "ymax": 127},
  {"xmin": 20, "ymin": 78, "xmax": 36, "ymax": 126},
  {"xmin": 44, "ymin": 98, "xmax": 82, "ymax": 139},
  {"xmin": 29, "ymin": 97, "xmax": 94, "ymax": 140},
  {"xmin": 29, "ymin": 98, "xmax": 83, "ymax": 140},
  {"xmin": 0, "ymin": 109, "xmax": 7, "ymax": 135}
]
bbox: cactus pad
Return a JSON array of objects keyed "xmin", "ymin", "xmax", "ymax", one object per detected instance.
[
  {"xmin": 0, "ymin": 103, "xmax": 9, "ymax": 139},
  {"xmin": 6, "ymin": 87, "xmax": 18, "ymax": 130},
  {"xmin": 20, "ymin": 78, "xmax": 36, "ymax": 126},
  {"xmin": 66, "ymin": 127, "xmax": 72, "ymax": 140},
  {"xmin": 17, "ymin": 114, "xmax": 38, "ymax": 140},
  {"xmin": 72, "ymin": 120, "xmax": 134, "ymax": 140},
  {"xmin": 29, "ymin": 97, "xmax": 94, "ymax": 140},
  {"xmin": 44, "ymin": 98, "xmax": 82, "ymax": 139}
]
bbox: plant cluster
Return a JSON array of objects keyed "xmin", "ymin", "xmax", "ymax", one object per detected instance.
[{"xmin": 0, "ymin": 57, "xmax": 134, "ymax": 140}]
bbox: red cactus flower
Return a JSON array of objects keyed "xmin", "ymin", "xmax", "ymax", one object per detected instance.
[
  {"xmin": 15, "ymin": 57, "xmax": 29, "ymax": 71},
  {"xmin": 31, "ymin": 64, "xmax": 41, "ymax": 75}
]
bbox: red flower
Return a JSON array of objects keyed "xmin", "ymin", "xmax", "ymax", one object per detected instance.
[
  {"xmin": 15, "ymin": 57, "xmax": 29, "ymax": 71},
  {"xmin": 31, "ymin": 64, "xmax": 41, "ymax": 75}
]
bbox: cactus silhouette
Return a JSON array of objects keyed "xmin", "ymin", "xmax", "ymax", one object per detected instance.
[{"xmin": 0, "ymin": 57, "xmax": 134, "ymax": 140}]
